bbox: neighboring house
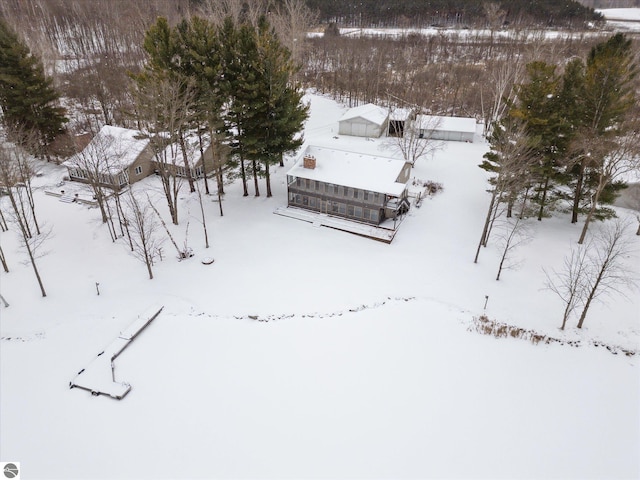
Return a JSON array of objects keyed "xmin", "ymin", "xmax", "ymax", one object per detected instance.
[
  {"xmin": 63, "ymin": 125, "xmax": 155, "ymax": 190},
  {"xmin": 154, "ymin": 134, "xmax": 215, "ymax": 179},
  {"xmin": 286, "ymin": 145, "xmax": 411, "ymax": 226},
  {"xmin": 338, "ymin": 103, "xmax": 390, "ymax": 138},
  {"xmin": 414, "ymin": 114, "xmax": 476, "ymax": 142},
  {"xmin": 388, "ymin": 107, "xmax": 415, "ymax": 137}
]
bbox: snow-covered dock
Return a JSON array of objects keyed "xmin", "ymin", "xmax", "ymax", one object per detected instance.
[
  {"xmin": 69, "ymin": 305, "xmax": 163, "ymax": 399},
  {"xmin": 274, "ymin": 206, "xmax": 401, "ymax": 243}
]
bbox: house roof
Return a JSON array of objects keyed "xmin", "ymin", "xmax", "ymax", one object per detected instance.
[
  {"xmin": 159, "ymin": 133, "xmax": 211, "ymax": 168},
  {"xmin": 287, "ymin": 145, "xmax": 408, "ymax": 197},
  {"xmin": 339, "ymin": 103, "xmax": 389, "ymax": 126},
  {"xmin": 415, "ymin": 115, "xmax": 476, "ymax": 134},
  {"xmin": 63, "ymin": 125, "xmax": 150, "ymax": 174}
]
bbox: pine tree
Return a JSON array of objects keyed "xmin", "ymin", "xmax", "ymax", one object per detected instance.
[
  {"xmin": 567, "ymin": 33, "xmax": 637, "ymax": 231},
  {"xmin": 510, "ymin": 61, "xmax": 569, "ymax": 221},
  {"xmin": 175, "ymin": 16, "xmax": 227, "ymax": 199},
  {"xmin": 0, "ymin": 19, "xmax": 67, "ymax": 157},
  {"xmin": 245, "ymin": 17, "xmax": 309, "ymax": 198},
  {"xmin": 220, "ymin": 18, "xmax": 261, "ymax": 197}
]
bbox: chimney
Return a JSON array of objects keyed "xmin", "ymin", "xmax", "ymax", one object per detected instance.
[{"xmin": 303, "ymin": 155, "xmax": 316, "ymax": 169}]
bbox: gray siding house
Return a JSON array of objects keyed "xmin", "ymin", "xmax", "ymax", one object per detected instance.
[
  {"xmin": 63, "ymin": 125, "xmax": 155, "ymax": 190},
  {"xmin": 286, "ymin": 145, "xmax": 411, "ymax": 226}
]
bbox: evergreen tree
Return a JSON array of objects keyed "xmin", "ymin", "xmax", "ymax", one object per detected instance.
[
  {"xmin": 0, "ymin": 19, "xmax": 67, "ymax": 157},
  {"xmin": 136, "ymin": 17, "xmax": 197, "ymax": 193},
  {"xmin": 245, "ymin": 17, "xmax": 309, "ymax": 197},
  {"xmin": 510, "ymin": 61, "xmax": 568, "ymax": 221},
  {"xmin": 567, "ymin": 33, "xmax": 637, "ymax": 226},
  {"xmin": 219, "ymin": 18, "xmax": 259, "ymax": 196},
  {"xmin": 175, "ymin": 16, "xmax": 227, "ymax": 199}
]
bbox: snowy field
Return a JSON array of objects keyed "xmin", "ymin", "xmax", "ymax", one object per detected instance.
[
  {"xmin": 1, "ymin": 93, "xmax": 639, "ymax": 479},
  {"xmin": 598, "ymin": 8, "xmax": 640, "ymax": 32}
]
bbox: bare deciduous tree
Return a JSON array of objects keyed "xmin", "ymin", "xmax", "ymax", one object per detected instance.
[
  {"xmin": 546, "ymin": 219, "xmax": 636, "ymax": 330},
  {"xmin": 64, "ymin": 131, "xmax": 124, "ymax": 241},
  {"xmin": 578, "ymin": 126, "xmax": 640, "ymax": 244},
  {"xmin": 576, "ymin": 219, "xmax": 637, "ymax": 329},
  {"xmin": 124, "ymin": 190, "xmax": 163, "ymax": 280},
  {"xmin": 384, "ymin": 111, "xmax": 443, "ymax": 167},
  {"xmin": 475, "ymin": 120, "xmax": 536, "ymax": 263},
  {"xmin": 495, "ymin": 188, "xmax": 534, "ymax": 280},
  {"xmin": 0, "ymin": 144, "xmax": 48, "ymax": 296},
  {"xmin": 135, "ymin": 76, "xmax": 196, "ymax": 225},
  {"xmin": 544, "ymin": 243, "xmax": 589, "ymax": 330}
]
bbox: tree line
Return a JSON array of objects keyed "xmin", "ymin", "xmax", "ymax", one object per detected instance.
[{"xmin": 306, "ymin": 0, "xmax": 603, "ymax": 28}]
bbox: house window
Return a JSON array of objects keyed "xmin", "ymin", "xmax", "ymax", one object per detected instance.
[
  {"xmin": 296, "ymin": 177, "xmax": 302, "ymax": 187},
  {"xmin": 303, "ymin": 196, "xmax": 309, "ymax": 206},
  {"xmin": 343, "ymin": 187, "xmax": 349, "ymax": 197},
  {"xmin": 295, "ymin": 194, "xmax": 301, "ymax": 204},
  {"xmin": 364, "ymin": 191, "xmax": 369, "ymax": 201},
  {"xmin": 135, "ymin": 166, "xmax": 143, "ymax": 175},
  {"xmin": 355, "ymin": 206, "xmax": 363, "ymax": 218},
  {"xmin": 347, "ymin": 205, "xmax": 354, "ymax": 216},
  {"xmin": 374, "ymin": 192, "xmax": 380, "ymax": 203},
  {"xmin": 325, "ymin": 183, "xmax": 331, "ymax": 193},
  {"xmin": 305, "ymin": 179, "xmax": 311, "ymax": 189},
  {"xmin": 310, "ymin": 197, "xmax": 317, "ymax": 208},
  {"xmin": 339, "ymin": 203, "xmax": 346, "ymax": 215},
  {"xmin": 334, "ymin": 185, "xmax": 339, "ymax": 195},
  {"xmin": 315, "ymin": 181, "xmax": 320, "ymax": 191},
  {"xmin": 353, "ymin": 189, "xmax": 359, "ymax": 199},
  {"xmin": 332, "ymin": 202, "xmax": 339, "ymax": 213},
  {"xmin": 364, "ymin": 208, "xmax": 370, "ymax": 219}
]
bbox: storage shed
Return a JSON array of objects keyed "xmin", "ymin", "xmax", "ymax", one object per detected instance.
[
  {"xmin": 415, "ymin": 115, "xmax": 477, "ymax": 142},
  {"xmin": 338, "ymin": 103, "xmax": 390, "ymax": 138}
]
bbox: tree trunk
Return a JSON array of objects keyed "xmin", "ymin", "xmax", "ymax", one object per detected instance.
[
  {"xmin": 199, "ymin": 130, "xmax": 210, "ymax": 195},
  {"xmin": 252, "ymin": 159, "xmax": 260, "ymax": 197},
  {"xmin": 571, "ymin": 159, "xmax": 585, "ymax": 224},
  {"xmin": 537, "ymin": 176, "xmax": 549, "ymax": 221},
  {"xmin": 264, "ymin": 159, "xmax": 272, "ymax": 198},
  {"xmin": 179, "ymin": 133, "xmax": 196, "ymax": 193},
  {"xmin": 577, "ymin": 276, "xmax": 601, "ymax": 329},
  {"xmin": 578, "ymin": 177, "xmax": 606, "ymax": 245},
  {"xmin": 474, "ymin": 189, "xmax": 497, "ymax": 263},
  {"xmin": 0, "ymin": 245, "xmax": 8, "ymax": 273},
  {"xmin": 239, "ymin": 152, "xmax": 248, "ymax": 197}
]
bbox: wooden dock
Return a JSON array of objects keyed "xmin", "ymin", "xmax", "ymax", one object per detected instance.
[{"xmin": 69, "ymin": 305, "xmax": 163, "ymax": 400}]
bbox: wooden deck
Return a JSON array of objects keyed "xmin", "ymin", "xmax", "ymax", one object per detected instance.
[
  {"xmin": 274, "ymin": 206, "xmax": 401, "ymax": 243},
  {"xmin": 69, "ymin": 305, "xmax": 163, "ymax": 400}
]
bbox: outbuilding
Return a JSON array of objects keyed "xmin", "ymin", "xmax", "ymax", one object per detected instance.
[
  {"xmin": 338, "ymin": 103, "xmax": 390, "ymax": 138},
  {"xmin": 414, "ymin": 115, "xmax": 476, "ymax": 142}
]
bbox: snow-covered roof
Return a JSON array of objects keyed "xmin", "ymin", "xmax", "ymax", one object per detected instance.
[
  {"xmin": 63, "ymin": 125, "xmax": 150, "ymax": 174},
  {"xmin": 339, "ymin": 103, "xmax": 389, "ymax": 126},
  {"xmin": 390, "ymin": 108, "xmax": 413, "ymax": 121},
  {"xmin": 287, "ymin": 145, "xmax": 408, "ymax": 197},
  {"xmin": 415, "ymin": 115, "xmax": 476, "ymax": 133},
  {"xmin": 159, "ymin": 133, "xmax": 211, "ymax": 167}
]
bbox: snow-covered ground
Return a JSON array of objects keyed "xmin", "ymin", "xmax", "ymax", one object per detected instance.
[
  {"xmin": 597, "ymin": 8, "xmax": 640, "ymax": 31},
  {"xmin": 1, "ymin": 93, "xmax": 638, "ymax": 479}
]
